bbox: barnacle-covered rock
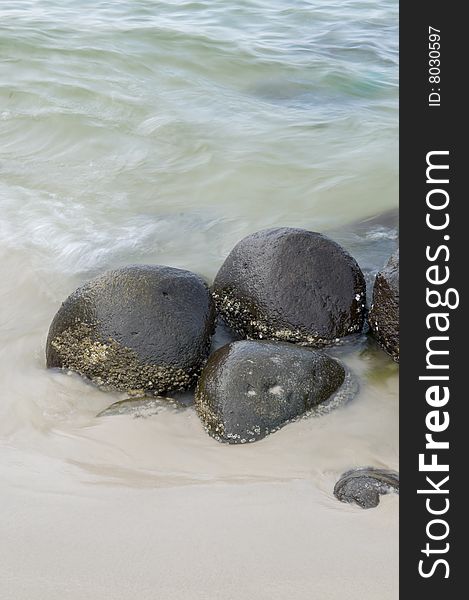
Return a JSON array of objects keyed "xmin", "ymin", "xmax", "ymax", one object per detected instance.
[
  {"xmin": 213, "ymin": 228, "xmax": 366, "ymax": 346},
  {"xmin": 195, "ymin": 339, "xmax": 346, "ymax": 444},
  {"xmin": 369, "ymin": 249, "xmax": 399, "ymax": 362},
  {"xmin": 46, "ymin": 265, "xmax": 216, "ymax": 394}
]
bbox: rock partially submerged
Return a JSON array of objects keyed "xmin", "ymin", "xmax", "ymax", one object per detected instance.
[
  {"xmin": 195, "ymin": 339, "xmax": 346, "ymax": 444},
  {"xmin": 369, "ymin": 249, "xmax": 399, "ymax": 362},
  {"xmin": 213, "ymin": 227, "xmax": 366, "ymax": 346},
  {"xmin": 97, "ymin": 396, "xmax": 184, "ymax": 418},
  {"xmin": 46, "ymin": 265, "xmax": 216, "ymax": 394},
  {"xmin": 334, "ymin": 467, "xmax": 399, "ymax": 509}
]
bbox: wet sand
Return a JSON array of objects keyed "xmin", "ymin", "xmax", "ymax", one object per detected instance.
[{"xmin": 1, "ymin": 326, "xmax": 398, "ymax": 599}]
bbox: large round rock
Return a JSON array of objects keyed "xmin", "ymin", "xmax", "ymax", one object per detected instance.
[
  {"xmin": 195, "ymin": 339, "xmax": 345, "ymax": 443},
  {"xmin": 369, "ymin": 249, "xmax": 399, "ymax": 362},
  {"xmin": 46, "ymin": 265, "xmax": 216, "ymax": 394},
  {"xmin": 213, "ymin": 228, "xmax": 366, "ymax": 346}
]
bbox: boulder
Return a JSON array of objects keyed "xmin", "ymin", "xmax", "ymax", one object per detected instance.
[
  {"xmin": 334, "ymin": 467, "xmax": 399, "ymax": 509},
  {"xmin": 46, "ymin": 265, "xmax": 216, "ymax": 394},
  {"xmin": 195, "ymin": 339, "xmax": 345, "ymax": 443},
  {"xmin": 369, "ymin": 249, "xmax": 399, "ymax": 362},
  {"xmin": 213, "ymin": 228, "xmax": 366, "ymax": 346}
]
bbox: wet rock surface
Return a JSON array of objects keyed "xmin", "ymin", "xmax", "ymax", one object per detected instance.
[
  {"xmin": 334, "ymin": 467, "xmax": 399, "ymax": 509},
  {"xmin": 369, "ymin": 249, "xmax": 399, "ymax": 362},
  {"xmin": 97, "ymin": 395, "xmax": 191, "ymax": 418},
  {"xmin": 213, "ymin": 227, "xmax": 366, "ymax": 346},
  {"xmin": 46, "ymin": 265, "xmax": 216, "ymax": 394},
  {"xmin": 195, "ymin": 339, "xmax": 346, "ymax": 444}
]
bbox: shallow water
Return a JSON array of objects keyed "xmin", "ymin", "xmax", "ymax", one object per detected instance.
[{"xmin": 0, "ymin": 2, "xmax": 398, "ymax": 599}]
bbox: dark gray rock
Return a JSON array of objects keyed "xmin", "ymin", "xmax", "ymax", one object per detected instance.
[
  {"xmin": 334, "ymin": 467, "xmax": 399, "ymax": 509},
  {"xmin": 46, "ymin": 265, "xmax": 216, "ymax": 394},
  {"xmin": 195, "ymin": 339, "xmax": 345, "ymax": 444},
  {"xmin": 213, "ymin": 228, "xmax": 366, "ymax": 346},
  {"xmin": 369, "ymin": 249, "xmax": 399, "ymax": 362}
]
